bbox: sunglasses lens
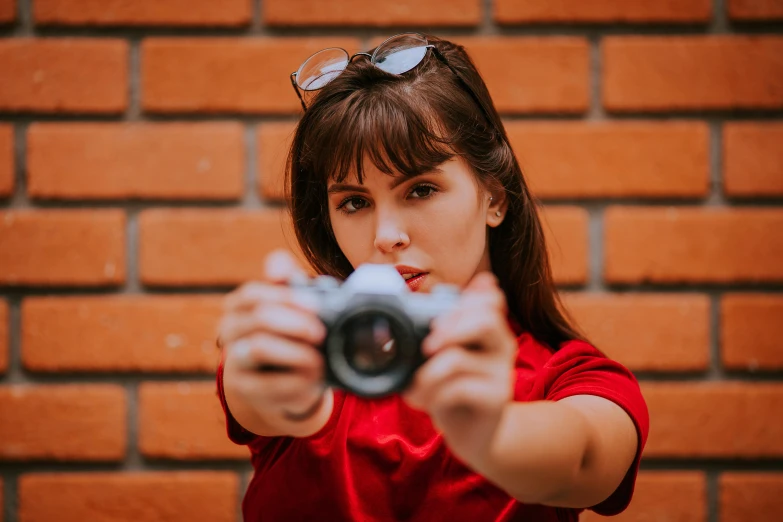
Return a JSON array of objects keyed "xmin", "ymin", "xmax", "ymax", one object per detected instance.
[
  {"xmin": 297, "ymin": 48, "xmax": 350, "ymax": 91},
  {"xmin": 373, "ymin": 34, "xmax": 428, "ymax": 75}
]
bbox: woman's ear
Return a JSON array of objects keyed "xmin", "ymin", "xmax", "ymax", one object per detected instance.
[{"xmin": 486, "ymin": 189, "xmax": 508, "ymax": 228}]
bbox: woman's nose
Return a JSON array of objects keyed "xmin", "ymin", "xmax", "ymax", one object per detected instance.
[{"xmin": 373, "ymin": 219, "xmax": 410, "ymax": 253}]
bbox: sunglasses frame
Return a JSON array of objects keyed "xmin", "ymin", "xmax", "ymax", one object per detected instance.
[{"xmin": 288, "ymin": 33, "xmax": 497, "ymax": 136}]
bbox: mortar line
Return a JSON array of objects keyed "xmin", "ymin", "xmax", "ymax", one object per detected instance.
[
  {"xmin": 707, "ymin": 469, "xmax": 719, "ymax": 522},
  {"xmin": 127, "ymin": 38, "xmax": 142, "ymax": 121},
  {"xmin": 124, "ymin": 381, "xmax": 142, "ymax": 470},
  {"xmin": 15, "ymin": 0, "xmax": 32, "ymax": 36},
  {"xmin": 244, "ymin": 125, "xmax": 262, "ymax": 209},
  {"xmin": 3, "ymin": 470, "xmax": 18, "ymax": 522}
]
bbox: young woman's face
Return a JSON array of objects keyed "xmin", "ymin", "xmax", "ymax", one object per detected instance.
[{"xmin": 327, "ymin": 156, "xmax": 503, "ymax": 292}]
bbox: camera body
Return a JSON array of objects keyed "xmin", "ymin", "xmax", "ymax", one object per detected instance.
[{"xmin": 291, "ymin": 264, "xmax": 460, "ymax": 398}]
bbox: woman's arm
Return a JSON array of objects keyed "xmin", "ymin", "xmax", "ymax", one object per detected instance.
[
  {"xmin": 223, "ymin": 369, "xmax": 335, "ymax": 438},
  {"xmin": 470, "ymin": 394, "xmax": 638, "ymax": 508}
]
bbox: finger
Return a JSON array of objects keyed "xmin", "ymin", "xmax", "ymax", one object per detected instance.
[
  {"xmin": 430, "ymin": 377, "xmax": 501, "ymax": 418},
  {"xmin": 264, "ymin": 249, "xmax": 309, "ymax": 285},
  {"xmin": 219, "ymin": 303, "xmax": 326, "ymax": 347},
  {"xmin": 431, "ymin": 368, "xmax": 514, "ymax": 417},
  {"xmin": 417, "ymin": 346, "xmax": 484, "ymax": 387},
  {"xmin": 429, "ymin": 288, "xmax": 505, "ymax": 335},
  {"xmin": 425, "ymin": 310, "xmax": 512, "ymax": 357},
  {"xmin": 403, "ymin": 346, "xmax": 482, "ymax": 410},
  {"xmin": 230, "ymin": 333, "xmax": 324, "ymax": 375},
  {"xmin": 223, "ymin": 282, "xmax": 319, "ymax": 315},
  {"xmin": 234, "ymin": 370, "xmax": 324, "ymax": 405}
]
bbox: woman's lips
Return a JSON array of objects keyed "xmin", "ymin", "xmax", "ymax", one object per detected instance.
[{"xmin": 405, "ymin": 273, "xmax": 427, "ymax": 292}]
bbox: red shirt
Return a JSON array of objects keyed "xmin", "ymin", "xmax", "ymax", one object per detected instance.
[{"xmin": 216, "ymin": 328, "xmax": 649, "ymax": 522}]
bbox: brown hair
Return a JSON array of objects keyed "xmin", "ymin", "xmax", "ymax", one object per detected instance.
[{"xmin": 285, "ymin": 35, "xmax": 586, "ymax": 351}]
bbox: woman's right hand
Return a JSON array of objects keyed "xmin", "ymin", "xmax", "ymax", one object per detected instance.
[{"xmin": 218, "ymin": 249, "xmax": 330, "ymax": 435}]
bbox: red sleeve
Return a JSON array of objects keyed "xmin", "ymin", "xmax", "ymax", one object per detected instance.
[
  {"xmin": 215, "ymin": 357, "xmax": 262, "ymax": 446},
  {"xmin": 529, "ymin": 340, "xmax": 650, "ymax": 516}
]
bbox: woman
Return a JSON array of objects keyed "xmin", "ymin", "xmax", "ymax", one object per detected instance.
[{"xmin": 216, "ymin": 33, "xmax": 649, "ymax": 521}]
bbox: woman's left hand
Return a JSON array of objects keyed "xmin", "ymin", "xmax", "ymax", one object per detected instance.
[{"xmin": 402, "ymin": 271, "xmax": 519, "ymax": 467}]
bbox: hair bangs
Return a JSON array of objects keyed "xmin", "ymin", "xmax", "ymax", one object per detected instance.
[{"xmin": 305, "ymin": 88, "xmax": 457, "ymax": 185}]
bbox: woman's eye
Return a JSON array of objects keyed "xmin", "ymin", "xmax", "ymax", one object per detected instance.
[
  {"xmin": 409, "ymin": 184, "xmax": 437, "ymax": 199},
  {"xmin": 337, "ymin": 197, "xmax": 368, "ymax": 214}
]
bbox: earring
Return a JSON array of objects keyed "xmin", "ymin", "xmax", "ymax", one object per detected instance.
[{"xmin": 489, "ymin": 196, "xmax": 501, "ymax": 217}]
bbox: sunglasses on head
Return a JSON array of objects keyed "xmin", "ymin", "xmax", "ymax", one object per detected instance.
[{"xmin": 289, "ymin": 32, "xmax": 497, "ymax": 135}]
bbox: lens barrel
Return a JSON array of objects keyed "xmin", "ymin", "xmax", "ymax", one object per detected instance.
[{"xmin": 324, "ymin": 299, "xmax": 422, "ymax": 398}]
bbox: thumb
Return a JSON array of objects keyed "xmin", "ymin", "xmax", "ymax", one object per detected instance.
[{"xmin": 263, "ymin": 249, "xmax": 307, "ymax": 285}]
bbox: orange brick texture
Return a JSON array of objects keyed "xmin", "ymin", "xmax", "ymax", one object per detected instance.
[
  {"xmin": 0, "ymin": 39, "xmax": 127, "ymax": 114},
  {"xmin": 0, "ymin": 0, "xmax": 15, "ymax": 24},
  {"xmin": 34, "ymin": 0, "xmax": 252, "ymax": 27},
  {"xmin": 1, "ymin": 1, "xmax": 782, "ymax": 521},
  {"xmin": 27, "ymin": 123, "xmax": 245, "ymax": 200},
  {"xmin": 18, "ymin": 472, "xmax": 239, "ymax": 522}
]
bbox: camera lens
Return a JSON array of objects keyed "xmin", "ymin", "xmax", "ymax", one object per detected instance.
[
  {"xmin": 342, "ymin": 314, "xmax": 400, "ymax": 374},
  {"xmin": 324, "ymin": 301, "xmax": 420, "ymax": 398}
]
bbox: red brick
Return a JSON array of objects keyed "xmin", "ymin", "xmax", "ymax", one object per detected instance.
[
  {"xmin": 0, "ymin": 385, "xmax": 126, "ymax": 461},
  {"xmin": 27, "ymin": 123, "xmax": 244, "ymax": 201},
  {"xmin": 264, "ymin": 0, "xmax": 480, "ymax": 26},
  {"xmin": 138, "ymin": 382, "xmax": 249, "ymax": 459},
  {"xmin": 728, "ymin": 0, "xmax": 783, "ymax": 20},
  {"xmin": 720, "ymin": 473, "xmax": 783, "ymax": 522},
  {"xmin": 142, "ymin": 38, "xmax": 360, "ymax": 114},
  {"xmin": 508, "ymin": 121, "xmax": 709, "ymax": 199},
  {"xmin": 563, "ymin": 293, "xmax": 710, "ymax": 372},
  {"xmin": 0, "ymin": 210, "xmax": 125, "ymax": 286},
  {"xmin": 22, "ymin": 296, "xmax": 223, "ymax": 373},
  {"xmin": 258, "ymin": 121, "xmax": 297, "ymax": 202},
  {"xmin": 19, "ymin": 472, "xmax": 238, "ymax": 522},
  {"xmin": 0, "ymin": 0, "xmax": 14, "ymax": 23},
  {"xmin": 139, "ymin": 208, "xmax": 303, "ymax": 287},
  {"xmin": 723, "ymin": 122, "xmax": 783, "ymax": 197},
  {"xmin": 0, "ymin": 300, "xmax": 7, "ymax": 374},
  {"xmin": 582, "ymin": 471, "xmax": 706, "ymax": 522},
  {"xmin": 34, "ymin": 0, "xmax": 250, "ymax": 26},
  {"xmin": 604, "ymin": 207, "xmax": 783, "ymax": 284},
  {"xmin": 0, "ymin": 39, "xmax": 127, "ymax": 114},
  {"xmin": 541, "ymin": 206, "xmax": 588, "ymax": 285},
  {"xmin": 0, "ymin": 125, "xmax": 12, "ymax": 197},
  {"xmin": 604, "ymin": 36, "xmax": 783, "ymax": 112},
  {"xmin": 496, "ymin": 0, "xmax": 711, "ymax": 24},
  {"xmin": 721, "ymin": 294, "xmax": 783, "ymax": 371},
  {"xmin": 449, "ymin": 37, "xmax": 590, "ymax": 114},
  {"xmin": 642, "ymin": 382, "xmax": 783, "ymax": 458}
]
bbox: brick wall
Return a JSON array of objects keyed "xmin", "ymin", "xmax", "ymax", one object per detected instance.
[{"xmin": 0, "ymin": 1, "xmax": 782, "ymax": 521}]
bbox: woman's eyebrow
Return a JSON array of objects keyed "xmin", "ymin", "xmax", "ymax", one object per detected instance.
[
  {"xmin": 327, "ymin": 168, "xmax": 444, "ymax": 195},
  {"xmin": 388, "ymin": 168, "xmax": 444, "ymax": 190},
  {"xmin": 327, "ymin": 183, "xmax": 369, "ymax": 195}
]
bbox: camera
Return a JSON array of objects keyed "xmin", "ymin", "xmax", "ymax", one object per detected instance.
[{"xmin": 291, "ymin": 264, "xmax": 460, "ymax": 398}]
